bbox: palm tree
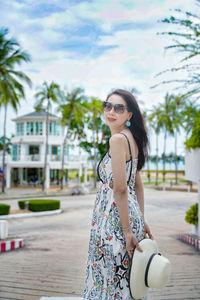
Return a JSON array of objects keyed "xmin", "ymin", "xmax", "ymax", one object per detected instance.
[
  {"xmin": 142, "ymin": 110, "xmax": 151, "ymax": 182},
  {"xmin": 148, "ymin": 105, "xmax": 163, "ymax": 185},
  {"xmin": 170, "ymin": 94, "xmax": 187, "ymax": 184},
  {"xmin": 154, "ymin": 5, "xmax": 200, "ymax": 98},
  {"xmin": 58, "ymin": 87, "xmax": 88, "ymax": 189},
  {"xmin": 86, "ymin": 97, "xmax": 104, "ymax": 188},
  {"xmin": 159, "ymin": 93, "xmax": 174, "ymax": 182},
  {"xmin": 0, "ymin": 28, "xmax": 31, "ymax": 193},
  {"xmin": 35, "ymin": 81, "xmax": 61, "ymax": 191},
  {"xmin": 182, "ymin": 98, "xmax": 200, "ymax": 139}
]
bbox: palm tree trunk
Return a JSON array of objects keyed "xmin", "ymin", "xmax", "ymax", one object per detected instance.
[
  {"xmin": 60, "ymin": 116, "xmax": 72, "ymax": 190},
  {"xmin": 163, "ymin": 130, "xmax": 167, "ymax": 182},
  {"xmin": 43, "ymin": 101, "xmax": 49, "ymax": 191},
  {"xmin": 155, "ymin": 132, "xmax": 159, "ymax": 186},
  {"xmin": 175, "ymin": 128, "xmax": 178, "ymax": 184},
  {"xmin": 2, "ymin": 105, "xmax": 7, "ymax": 193}
]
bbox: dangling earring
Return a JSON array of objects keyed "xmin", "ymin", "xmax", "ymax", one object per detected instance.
[{"xmin": 126, "ymin": 120, "xmax": 131, "ymax": 127}]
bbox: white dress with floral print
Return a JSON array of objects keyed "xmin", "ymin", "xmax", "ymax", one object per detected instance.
[{"xmin": 83, "ymin": 133, "xmax": 146, "ymax": 300}]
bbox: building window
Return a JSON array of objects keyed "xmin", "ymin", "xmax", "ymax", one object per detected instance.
[
  {"xmin": 56, "ymin": 123, "xmax": 60, "ymax": 135},
  {"xmin": 26, "ymin": 122, "xmax": 35, "ymax": 135},
  {"xmin": 26, "ymin": 122, "xmax": 30, "ymax": 135},
  {"xmin": 39, "ymin": 122, "xmax": 43, "ymax": 135},
  {"xmin": 30, "ymin": 122, "xmax": 34, "ymax": 135},
  {"xmin": 12, "ymin": 145, "xmax": 20, "ymax": 160},
  {"xmin": 52, "ymin": 145, "xmax": 57, "ymax": 155},
  {"xmin": 29, "ymin": 145, "xmax": 40, "ymax": 155},
  {"xmin": 16, "ymin": 123, "xmax": 24, "ymax": 136},
  {"xmin": 35, "ymin": 122, "xmax": 39, "ymax": 135},
  {"xmin": 49, "ymin": 122, "xmax": 52, "ymax": 135}
]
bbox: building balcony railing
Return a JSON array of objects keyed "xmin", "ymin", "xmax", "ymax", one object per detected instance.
[
  {"xmin": 25, "ymin": 154, "xmax": 40, "ymax": 161},
  {"xmin": 50, "ymin": 154, "xmax": 61, "ymax": 161},
  {"xmin": 9, "ymin": 154, "xmax": 87, "ymax": 163}
]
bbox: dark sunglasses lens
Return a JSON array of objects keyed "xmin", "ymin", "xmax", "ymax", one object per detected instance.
[
  {"xmin": 115, "ymin": 104, "xmax": 125, "ymax": 114},
  {"xmin": 103, "ymin": 101, "xmax": 112, "ymax": 111}
]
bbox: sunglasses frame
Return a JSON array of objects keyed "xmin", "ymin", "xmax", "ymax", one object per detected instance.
[{"xmin": 102, "ymin": 101, "xmax": 129, "ymax": 114}]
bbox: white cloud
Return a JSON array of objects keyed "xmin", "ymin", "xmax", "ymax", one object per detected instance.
[{"xmin": 0, "ymin": 0, "xmax": 198, "ymax": 155}]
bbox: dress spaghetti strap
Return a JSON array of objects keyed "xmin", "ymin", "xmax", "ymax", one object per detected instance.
[
  {"xmin": 120, "ymin": 132, "xmax": 137, "ymax": 160},
  {"xmin": 120, "ymin": 132, "xmax": 133, "ymax": 184},
  {"xmin": 120, "ymin": 132, "xmax": 132, "ymax": 160}
]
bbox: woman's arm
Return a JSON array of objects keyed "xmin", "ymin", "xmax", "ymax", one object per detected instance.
[
  {"xmin": 135, "ymin": 170, "xmax": 154, "ymax": 239},
  {"xmin": 135, "ymin": 170, "xmax": 144, "ymax": 217},
  {"xmin": 109, "ymin": 134, "xmax": 143, "ymax": 256}
]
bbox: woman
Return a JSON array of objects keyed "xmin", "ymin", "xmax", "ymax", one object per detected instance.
[{"xmin": 83, "ymin": 89, "xmax": 153, "ymax": 300}]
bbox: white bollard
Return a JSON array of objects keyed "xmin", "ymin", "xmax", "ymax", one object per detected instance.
[{"xmin": 0, "ymin": 220, "xmax": 8, "ymax": 239}]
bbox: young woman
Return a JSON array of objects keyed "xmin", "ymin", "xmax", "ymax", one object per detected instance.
[{"xmin": 83, "ymin": 89, "xmax": 153, "ymax": 300}]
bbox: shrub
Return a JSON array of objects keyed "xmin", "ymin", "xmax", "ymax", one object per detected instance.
[
  {"xmin": 185, "ymin": 203, "xmax": 198, "ymax": 226},
  {"xmin": 0, "ymin": 203, "xmax": 10, "ymax": 215},
  {"xmin": 18, "ymin": 199, "xmax": 60, "ymax": 212}
]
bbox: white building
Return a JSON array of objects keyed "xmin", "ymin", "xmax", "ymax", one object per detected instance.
[{"xmin": 1, "ymin": 109, "xmax": 88, "ymax": 189}]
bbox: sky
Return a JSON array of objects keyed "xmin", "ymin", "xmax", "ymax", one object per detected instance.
[{"xmin": 0, "ymin": 0, "xmax": 198, "ymax": 156}]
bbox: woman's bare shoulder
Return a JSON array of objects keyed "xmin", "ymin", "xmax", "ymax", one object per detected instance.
[{"xmin": 109, "ymin": 133, "xmax": 126, "ymax": 146}]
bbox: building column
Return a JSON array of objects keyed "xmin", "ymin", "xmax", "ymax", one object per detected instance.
[
  {"xmin": 84, "ymin": 166, "xmax": 87, "ymax": 186},
  {"xmin": 45, "ymin": 164, "xmax": 50, "ymax": 189},
  {"xmin": 6, "ymin": 166, "xmax": 11, "ymax": 189},
  {"xmin": 20, "ymin": 168, "xmax": 23, "ymax": 186}
]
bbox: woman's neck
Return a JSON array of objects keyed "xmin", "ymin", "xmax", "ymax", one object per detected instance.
[{"xmin": 110, "ymin": 125, "xmax": 127, "ymax": 136}]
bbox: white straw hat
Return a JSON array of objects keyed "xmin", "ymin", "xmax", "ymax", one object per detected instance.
[{"xmin": 129, "ymin": 238, "xmax": 171, "ymax": 300}]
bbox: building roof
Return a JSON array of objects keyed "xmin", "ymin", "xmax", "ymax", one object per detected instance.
[{"xmin": 13, "ymin": 109, "xmax": 60, "ymax": 121}]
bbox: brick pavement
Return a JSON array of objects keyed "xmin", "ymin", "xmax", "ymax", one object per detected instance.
[{"xmin": 0, "ymin": 188, "xmax": 199, "ymax": 300}]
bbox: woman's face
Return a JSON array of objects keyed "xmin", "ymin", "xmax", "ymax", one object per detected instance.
[{"xmin": 104, "ymin": 94, "xmax": 132, "ymax": 129}]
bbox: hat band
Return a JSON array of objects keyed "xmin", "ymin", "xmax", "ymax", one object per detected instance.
[{"xmin": 145, "ymin": 253, "xmax": 161, "ymax": 287}]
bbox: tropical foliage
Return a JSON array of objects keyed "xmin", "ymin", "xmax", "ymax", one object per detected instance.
[
  {"xmin": 154, "ymin": 2, "xmax": 200, "ymax": 97},
  {"xmin": 185, "ymin": 203, "xmax": 198, "ymax": 226},
  {"xmin": 58, "ymin": 87, "xmax": 88, "ymax": 189},
  {"xmin": 35, "ymin": 81, "xmax": 61, "ymax": 190},
  {"xmin": 0, "ymin": 27, "xmax": 31, "ymax": 192}
]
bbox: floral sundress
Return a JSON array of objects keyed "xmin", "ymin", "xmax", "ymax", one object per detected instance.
[{"xmin": 83, "ymin": 132, "xmax": 146, "ymax": 300}]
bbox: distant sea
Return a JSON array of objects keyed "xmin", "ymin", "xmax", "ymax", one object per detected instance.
[{"xmin": 144, "ymin": 161, "xmax": 185, "ymax": 171}]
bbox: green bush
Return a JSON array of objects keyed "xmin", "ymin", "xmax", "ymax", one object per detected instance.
[
  {"xmin": 0, "ymin": 203, "xmax": 10, "ymax": 215},
  {"xmin": 18, "ymin": 199, "xmax": 60, "ymax": 212},
  {"xmin": 185, "ymin": 203, "xmax": 198, "ymax": 226}
]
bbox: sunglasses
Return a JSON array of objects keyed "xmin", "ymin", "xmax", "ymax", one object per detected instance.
[{"xmin": 102, "ymin": 101, "xmax": 129, "ymax": 114}]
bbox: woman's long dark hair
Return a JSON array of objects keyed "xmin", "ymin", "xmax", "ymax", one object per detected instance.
[{"xmin": 106, "ymin": 89, "xmax": 149, "ymax": 170}]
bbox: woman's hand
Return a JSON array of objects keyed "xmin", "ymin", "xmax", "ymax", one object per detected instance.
[
  {"xmin": 123, "ymin": 229, "xmax": 143, "ymax": 258},
  {"xmin": 144, "ymin": 220, "xmax": 154, "ymax": 240}
]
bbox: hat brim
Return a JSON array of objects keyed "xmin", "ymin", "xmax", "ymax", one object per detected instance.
[{"xmin": 130, "ymin": 239, "xmax": 158, "ymax": 300}]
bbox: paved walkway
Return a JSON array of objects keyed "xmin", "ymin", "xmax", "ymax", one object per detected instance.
[{"xmin": 0, "ymin": 188, "xmax": 199, "ymax": 299}]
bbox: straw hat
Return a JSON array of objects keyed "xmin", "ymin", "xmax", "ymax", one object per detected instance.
[{"xmin": 129, "ymin": 238, "xmax": 171, "ymax": 300}]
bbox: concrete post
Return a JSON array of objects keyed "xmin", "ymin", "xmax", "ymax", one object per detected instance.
[
  {"xmin": 84, "ymin": 166, "xmax": 87, "ymax": 186},
  {"xmin": 78, "ymin": 164, "xmax": 82, "ymax": 186},
  {"xmin": 6, "ymin": 166, "xmax": 11, "ymax": 189}
]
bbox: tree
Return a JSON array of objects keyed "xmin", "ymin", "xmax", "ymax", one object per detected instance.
[
  {"xmin": 148, "ymin": 105, "xmax": 163, "ymax": 185},
  {"xmin": 0, "ymin": 28, "xmax": 31, "ymax": 193},
  {"xmin": 0, "ymin": 136, "xmax": 12, "ymax": 154},
  {"xmin": 58, "ymin": 87, "xmax": 88, "ymax": 189},
  {"xmin": 35, "ymin": 81, "xmax": 61, "ymax": 191},
  {"xmin": 182, "ymin": 98, "xmax": 200, "ymax": 138},
  {"xmin": 170, "ymin": 94, "xmax": 187, "ymax": 183},
  {"xmin": 154, "ymin": 2, "xmax": 200, "ymax": 97},
  {"xmin": 159, "ymin": 93, "xmax": 174, "ymax": 182},
  {"xmin": 80, "ymin": 97, "xmax": 105, "ymax": 188}
]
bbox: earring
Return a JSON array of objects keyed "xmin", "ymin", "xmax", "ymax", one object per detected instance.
[{"xmin": 126, "ymin": 120, "xmax": 131, "ymax": 127}]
